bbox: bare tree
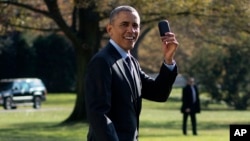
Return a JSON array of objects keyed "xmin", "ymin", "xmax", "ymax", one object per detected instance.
[{"xmin": 0, "ymin": 0, "xmax": 101, "ymax": 123}]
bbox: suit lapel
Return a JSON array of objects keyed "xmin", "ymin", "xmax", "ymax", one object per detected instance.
[
  {"xmin": 106, "ymin": 43, "xmax": 139, "ymax": 112},
  {"xmin": 107, "ymin": 44, "xmax": 135, "ymax": 94},
  {"xmin": 116, "ymin": 59, "xmax": 135, "ymax": 93}
]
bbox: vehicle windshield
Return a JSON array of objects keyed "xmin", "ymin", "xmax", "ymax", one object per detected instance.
[{"xmin": 0, "ymin": 82, "xmax": 13, "ymax": 91}]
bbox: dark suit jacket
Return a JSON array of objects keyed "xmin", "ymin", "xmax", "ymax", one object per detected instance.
[
  {"xmin": 85, "ymin": 43, "xmax": 178, "ymax": 141},
  {"xmin": 181, "ymin": 85, "xmax": 201, "ymax": 114}
]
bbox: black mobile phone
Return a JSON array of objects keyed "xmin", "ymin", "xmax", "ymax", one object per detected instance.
[{"xmin": 158, "ymin": 20, "xmax": 171, "ymax": 36}]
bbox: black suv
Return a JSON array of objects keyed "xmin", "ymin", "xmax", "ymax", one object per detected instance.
[{"xmin": 0, "ymin": 78, "xmax": 47, "ymax": 110}]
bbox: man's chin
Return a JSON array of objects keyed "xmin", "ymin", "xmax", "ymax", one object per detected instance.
[
  {"xmin": 122, "ymin": 46, "xmax": 134, "ymax": 52},
  {"xmin": 127, "ymin": 45, "xmax": 135, "ymax": 50}
]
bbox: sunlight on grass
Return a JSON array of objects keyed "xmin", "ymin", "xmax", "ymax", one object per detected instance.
[
  {"xmin": 0, "ymin": 92, "xmax": 249, "ymax": 141},
  {"xmin": 140, "ymin": 98, "xmax": 250, "ymax": 141}
]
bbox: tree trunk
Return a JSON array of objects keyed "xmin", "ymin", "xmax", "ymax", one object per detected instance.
[
  {"xmin": 63, "ymin": 5, "xmax": 100, "ymax": 124},
  {"xmin": 63, "ymin": 47, "xmax": 91, "ymax": 123}
]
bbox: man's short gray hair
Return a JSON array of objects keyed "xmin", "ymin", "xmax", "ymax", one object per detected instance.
[{"xmin": 109, "ymin": 5, "xmax": 140, "ymax": 24}]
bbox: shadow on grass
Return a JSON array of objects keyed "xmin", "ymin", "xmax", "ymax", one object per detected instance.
[{"xmin": 0, "ymin": 122, "xmax": 87, "ymax": 141}]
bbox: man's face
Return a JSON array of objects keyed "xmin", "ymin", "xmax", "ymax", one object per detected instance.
[
  {"xmin": 107, "ymin": 11, "xmax": 140, "ymax": 52},
  {"xmin": 188, "ymin": 78, "xmax": 195, "ymax": 85}
]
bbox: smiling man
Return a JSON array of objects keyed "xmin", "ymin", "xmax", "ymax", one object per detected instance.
[
  {"xmin": 106, "ymin": 6, "xmax": 140, "ymax": 51},
  {"xmin": 85, "ymin": 5, "xmax": 179, "ymax": 141}
]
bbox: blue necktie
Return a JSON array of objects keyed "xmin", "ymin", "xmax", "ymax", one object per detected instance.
[{"xmin": 126, "ymin": 57, "xmax": 133, "ymax": 76}]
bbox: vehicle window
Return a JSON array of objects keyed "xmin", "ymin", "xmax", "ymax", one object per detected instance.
[
  {"xmin": 21, "ymin": 82, "xmax": 29, "ymax": 91},
  {"xmin": 29, "ymin": 80, "xmax": 44, "ymax": 87},
  {"xmin": 0, "ymin": 82, "xmax": 13, "ymax": 91},
  {"xmin": 13, "ymin": 83, "xmax": 21, "ymax": 90}
]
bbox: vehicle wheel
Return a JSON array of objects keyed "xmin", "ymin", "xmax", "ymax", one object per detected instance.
[
  {"xmin": 33, "ymin": 96, "xmax": 41, "ymax": 109},
  {"xmin": 3, "ymin": 97, "xmax": 12, "ymax": 110}
]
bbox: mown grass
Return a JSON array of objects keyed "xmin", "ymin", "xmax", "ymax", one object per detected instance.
[
  {"xmin": 0, "ymin": 89, "xmax": 249, "ymax": 141},
  {"xmin": 0, "ymin": 93, "xmax": 86, "ymax": 141}
]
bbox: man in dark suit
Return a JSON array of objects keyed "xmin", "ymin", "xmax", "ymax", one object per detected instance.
[
  {"xmin": 85, "ymin": 5, "xmax": 178, "ymax": 141},
  {"xmin": 181, "ymin": 77, "xmax": 201, "ymax": 135}
]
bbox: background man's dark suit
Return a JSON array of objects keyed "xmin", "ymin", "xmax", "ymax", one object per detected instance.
[
  {"xmin": 181, "ymin": 78, "xmax": 201, "ymax": 135},
  {"xmin": 85, "ymin": 43, "xmax": 177, "ymax": 141}
]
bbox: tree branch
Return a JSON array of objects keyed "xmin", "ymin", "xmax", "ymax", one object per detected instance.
[
  {"xmin": 0, "ymin": 0, "xmax": 52, "ymax": 18},
  {"xmin": 7, "ymin": 23, "xmax": 60, "ymax": 32}
]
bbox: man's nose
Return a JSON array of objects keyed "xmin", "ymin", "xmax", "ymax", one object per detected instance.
[{"xmin": 127, "ymin": 26, "xmax": 136, "ymax": 32}]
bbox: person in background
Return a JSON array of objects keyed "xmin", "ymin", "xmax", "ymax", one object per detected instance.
[
  {"xmin": 181, "ymin": 77, "xmax": 201, "ymax": 135},
  {"xmin": 84, "ymin": 5, "xmax": 179, "ymax": 141}
]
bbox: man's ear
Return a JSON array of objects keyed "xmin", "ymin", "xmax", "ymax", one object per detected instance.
[{"xmin": 106, "ymin": 24, "xmax": 112, "ymax": 36}]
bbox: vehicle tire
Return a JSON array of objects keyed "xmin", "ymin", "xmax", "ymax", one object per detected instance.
[
  {"xmin": 33, "ymin": 96, "xmax": 41, "ymax": 109},
  {"xmin": 3, "ymin": 97, "xmax": 12, "ymax": 110}
]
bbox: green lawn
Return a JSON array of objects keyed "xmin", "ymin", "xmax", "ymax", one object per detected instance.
[{"xmin": 0, "ymin": 89, "xmax": 249, "ymax": 141}]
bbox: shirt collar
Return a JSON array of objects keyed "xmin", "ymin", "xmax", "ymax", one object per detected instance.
[{"xmin": 109, "ymin": 39, "xmax": 130, "ymax": 59}]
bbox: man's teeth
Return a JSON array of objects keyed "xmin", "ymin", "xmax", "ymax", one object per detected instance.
[{"xmin": 125, "ymin": 37, "xmax": 134, "ymax": 40}]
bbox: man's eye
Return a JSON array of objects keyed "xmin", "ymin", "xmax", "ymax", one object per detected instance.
[
  {"xmin": 133, "ymin": 24, "xmax": 139, "ymax": 29},
  {"xmin": 121, "ymin": 23, "xmax": 128, "ymax": 27}
]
